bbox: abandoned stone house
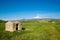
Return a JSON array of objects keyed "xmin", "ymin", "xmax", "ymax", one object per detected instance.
[{"xmin": 5, "ymin": 21, "xmax": 22, "ymax": 32}]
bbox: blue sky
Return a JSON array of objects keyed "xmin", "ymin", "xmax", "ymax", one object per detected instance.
[{"xmin": 0, "ymin": 0, "xmax": 60, "ymax": 20}]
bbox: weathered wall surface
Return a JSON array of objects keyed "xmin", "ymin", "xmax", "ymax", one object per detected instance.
[{"xmin": 5, "ymin": 21, "xmax": 22, "ymax": 32}]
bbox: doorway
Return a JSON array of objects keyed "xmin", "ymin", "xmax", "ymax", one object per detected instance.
[{"xmin": 16, "ymin": 24, "xmax": 18, "ymax": 30}]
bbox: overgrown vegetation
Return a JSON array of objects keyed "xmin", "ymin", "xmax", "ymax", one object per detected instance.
[
  {"xmin": 0, "ymin": 20, "xmax": 6, "ymax": 31},
  {"xmin": 0, "ymin": 20, "xmax": 60, "ymax": 40}
]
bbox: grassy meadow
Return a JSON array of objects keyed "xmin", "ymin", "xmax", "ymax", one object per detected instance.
[{"xmin": 0, "ymin": 20, "xmax": 60, "ymax": 40}]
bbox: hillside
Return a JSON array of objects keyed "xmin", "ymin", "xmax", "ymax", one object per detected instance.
[{"xmin": 0, "ymin": 20, "xmax": 60, "ymax": 40}]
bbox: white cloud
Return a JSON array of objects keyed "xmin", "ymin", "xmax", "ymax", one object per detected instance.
[
  {"xmin": 34, "ymin": 16, "xmax": 41, "ymax": 18},
  {"xmin": 34, "ymin": 15, "xmax": 42, "ymax": 19}
]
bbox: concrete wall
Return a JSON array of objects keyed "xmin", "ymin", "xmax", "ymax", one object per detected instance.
[
  {"xmin": 5, "ymin": 22, "xmax": 14, "ymax": 32},
  {"xmin": 5, "ymin": 21, "xmax": 22, "ymax": 32}
]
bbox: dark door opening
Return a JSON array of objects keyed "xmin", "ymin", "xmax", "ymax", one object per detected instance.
[{"xmin": 16, "ymin": 24, "xmax": 18, "ymax": 30}]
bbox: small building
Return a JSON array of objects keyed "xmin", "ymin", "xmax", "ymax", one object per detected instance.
[{"xmin": 5, "ymin": 21, "xmax": 22, "ymax": 32}]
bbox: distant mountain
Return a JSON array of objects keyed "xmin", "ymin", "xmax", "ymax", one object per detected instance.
[
  {"xmin": 19, "ymin": 18, "xmax": 60, "ymax": 21},
  {"xmin": 0, "ymin": 18, "xmax": 60, "ymax": 22},
  {"xmin": 0, "ymin": 20, "xmax": 7, "ymax": 23}
]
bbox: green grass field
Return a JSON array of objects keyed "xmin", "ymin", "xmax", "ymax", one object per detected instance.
[{"xmin": 0, "ymin": 20, "xmax": 60, "ymax": 40}]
